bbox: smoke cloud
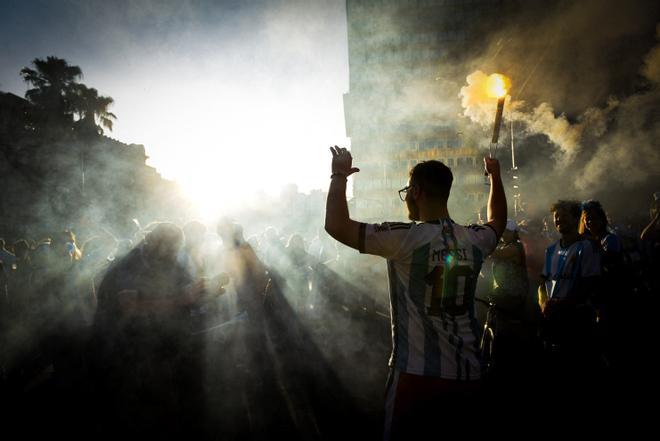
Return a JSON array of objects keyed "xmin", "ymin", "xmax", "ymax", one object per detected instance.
[
  {"xmin": 342, "ymin": 0, "xmax": 659, "ymax": 222},
  {"xmin": 453, "ymin": 1, "xmax": 660, "ymax": 218}
]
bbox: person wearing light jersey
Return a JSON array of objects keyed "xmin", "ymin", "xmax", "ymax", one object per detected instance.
[{"xmin": 324, "ymin": 146, "xmax": 506, "ymax": 440}]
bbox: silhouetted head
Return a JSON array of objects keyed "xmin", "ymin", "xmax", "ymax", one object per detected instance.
[
  {"xmin": 183, "ymin": 220, "xmax": 207, "ymax": 249},
  {"xmin": 217, "ymin": 219, "xmax": 244, "ymax": 248},
  {"xmin": 650, "ymin": 192, "xmax": 659, "ymax": 219},
  {"xmin": 405, "ymin": 160, "xmax": 453, "ymax": 221},
  {"xmin": 286, "ymin": 233, "xmax": 305, "ymax": 251},
  {"xmin": 550, "ymin": 200, "xmax": 581, "ymax": 237},
  {"xmin": 48, "ymin": 230, "xmax": 79, "ymax": 260},
  {"xmin": 143, "ymin": 222, "xmax": 183, "ymax": 265},
  {"xmin": 81, "ymin": 236, "xmax": 117, "ymax": 263},
  {"xmin": 579, "ymin": 200, "xmax": 608, "ymax": 237},
  {"xmin": 246, "ymin": 235, "xmax": 260, "ymax": 250},
  {"xmin": 264, "ymin": 226, "xmax": 279, "ymax": 242},
  {"xmin": 13, "ymin": 240, "xmax": 30, "ymax": 259}
]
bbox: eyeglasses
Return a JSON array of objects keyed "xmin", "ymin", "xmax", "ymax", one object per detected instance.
[{"xmin": 398, "ymin": 185, "xmax": 412, "ymax": 202}]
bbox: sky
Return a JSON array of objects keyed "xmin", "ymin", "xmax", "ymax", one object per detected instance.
[
  {"xmin": 3, "ymin": 0, "xmax": 659, "ymax": 222},
  {"xmin": 0, "ymin": 0, "xmax": 350, "ymax": 218}
]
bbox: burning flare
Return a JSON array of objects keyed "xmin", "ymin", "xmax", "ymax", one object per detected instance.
[
  {"xmin": 460, "ymin": 69, "xmax": 607, "ymax": 165},
  {"xmin": 486, "ymin": 73, "xmax": 510, "ymax": 99},
  {"xmin": 459, "ymin": 70, "xmax": 513, "ymax": 126}
]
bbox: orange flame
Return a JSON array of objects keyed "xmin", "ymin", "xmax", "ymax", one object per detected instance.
[
  {"xmin": 460, "ymin": 70, "xmax": 514, "ymax": 126},
  {"xmin": 486, "ymin": 73, "xmax": 511, "ymax": 99}
]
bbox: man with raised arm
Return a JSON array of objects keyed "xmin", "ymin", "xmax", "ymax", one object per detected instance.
[{"xmin": 324, "ymin": 146, "xmax": 507, "ymax": 440}]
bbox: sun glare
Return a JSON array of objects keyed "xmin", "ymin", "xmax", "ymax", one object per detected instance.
[{"xmin": 118, "ymin": 78, "xmax": 348, "ymax": 222}]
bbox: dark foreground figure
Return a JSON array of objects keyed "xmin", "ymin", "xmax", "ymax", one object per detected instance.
[{"xmin": 1, "ymin": 222, "xmax": 388, "ymax": 441}]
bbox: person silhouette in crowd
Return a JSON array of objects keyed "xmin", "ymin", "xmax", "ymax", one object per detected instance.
[
  {"xmin": 216, "ymin": 220, "xmax": 274, "ymax": 435},
  {"xmin": 578, "ymin": 200, "xmax": 624, "ymax": 368},
  {"xmin": 283, "ymin": 233, "xmax": 312, "ymax": 311},
  {"xmin": 33, "ymin": 231, "xmax": 86, "ymax": 390},
  {"xmin": 488, "ymin": 219, "xmax": 538, "ymax": 385},
  {"xmin": 91, "ymin": 222, "xmax": 210, "ymax": 438},
  {"xmin": 0, "ymin": 238, "xmax": 17, "ymax": 269},
  {"xmin": 538, "ymin": 200, "xmax": 602, "ymax": 405},
  {"xmin": 641, "ymin": 192, "xmax": 660, "ymax": 293}
]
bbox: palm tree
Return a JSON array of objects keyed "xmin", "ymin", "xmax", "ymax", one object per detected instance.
[
  {"xmin": 72, "ymin": 84, "xmax": 117, "ymax": 135},
  {"xmin": 20, "ymin": 56, "xmax": 82, "ymax": 128}
]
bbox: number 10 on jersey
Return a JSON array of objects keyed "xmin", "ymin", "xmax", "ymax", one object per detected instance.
[{"xmin": 424, "ymin": 265, "xmax": 474, "ymax": 316}]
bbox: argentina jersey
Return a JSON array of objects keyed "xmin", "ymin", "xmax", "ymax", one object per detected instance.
[
  {"xmin": 542, "ymin": 238, "xmax": 600, "ymax": 300},
  {"xmin": 358, "ymin": 219, "xmax": 498, "ymax": 380}
]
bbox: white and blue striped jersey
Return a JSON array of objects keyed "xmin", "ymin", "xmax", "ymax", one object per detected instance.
[
  {"xmin": 542, "ymin": 238, "xmax": 600, "ymax": 300},
  {"xmin": 358, "ymin": 219, "xmax": 498, "ymax": 380}
]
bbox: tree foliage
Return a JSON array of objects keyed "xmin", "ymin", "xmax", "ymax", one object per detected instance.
[{"xmin": 20, "ymin": 56, "xmax": 116, "ymax": 135}]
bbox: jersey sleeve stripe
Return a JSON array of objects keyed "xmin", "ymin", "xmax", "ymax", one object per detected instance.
[{"xmin": 389, "ymin": 225, "xmax": 413, "ymax": 231}]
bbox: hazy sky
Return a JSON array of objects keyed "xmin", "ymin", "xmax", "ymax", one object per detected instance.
[{"xmin": 0, "ymin": 0, "xmax": 350, "ymax": 217}]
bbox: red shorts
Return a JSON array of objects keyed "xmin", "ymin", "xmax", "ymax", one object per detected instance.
[{"xmin": 384, "ymin": 369, "xmax": 483, "ymax": 440}]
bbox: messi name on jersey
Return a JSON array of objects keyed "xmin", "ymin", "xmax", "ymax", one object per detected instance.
[{"xmin": 431, "ymin": 247, "xmax": 468, "ymax": 263}]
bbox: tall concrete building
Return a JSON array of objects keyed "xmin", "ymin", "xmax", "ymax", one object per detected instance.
[{"xmin": 343, "ymin": 0, "xmax": 505, "ymax": 222}]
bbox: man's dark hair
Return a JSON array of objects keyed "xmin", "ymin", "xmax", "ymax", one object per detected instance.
[
  {"xmin": 409, "ymin": 160, "xmax": 453, "ymax": 201},
  {"xmin": 550, "ymin": 200, "xmax": 581, "ymax": 219},
  {"xmin": 13, "ymin": 239, "xmax": 30, "ymax": 258},
  {"xmin": 145, "ymin": 222, "xmax": 183, "ymax": 247}
]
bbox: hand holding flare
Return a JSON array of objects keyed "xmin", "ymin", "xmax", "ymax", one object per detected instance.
[{"xmin": 487, "ymin": 74, "xmax": 511, "ymax": 148}]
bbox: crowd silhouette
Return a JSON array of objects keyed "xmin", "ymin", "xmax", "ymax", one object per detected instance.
[{"xmin": 0, "ymin": 194, "xmax": 658, "ymax": 439}]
